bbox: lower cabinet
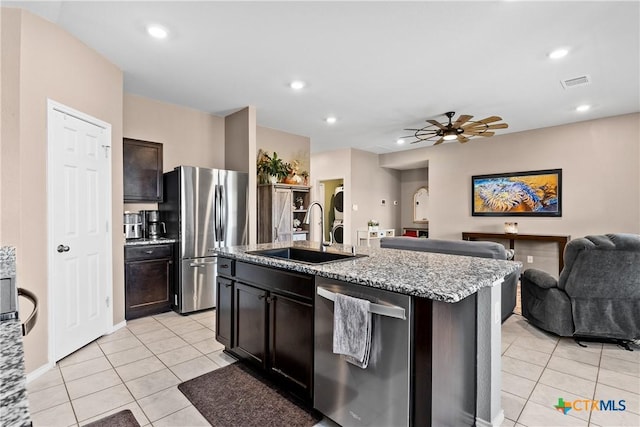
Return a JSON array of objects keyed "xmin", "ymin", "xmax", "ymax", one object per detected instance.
[
  {"xmin": 217, "ymin": 257, "xmax": 314, "ymax": 402},
  {"xmin": 124, "ymin": 244, "xmax": 173, "ymax": 320},
  {"xmin": 269, "ymin": 292, "xmax": 313, "ymax": 395},
  {"xmin": 215, "ymin": 276, "xmax": 234, "ymax": 348},
  {"xmin": 234, "ymin": 282, "xmax": 268, "ymax": 369}
]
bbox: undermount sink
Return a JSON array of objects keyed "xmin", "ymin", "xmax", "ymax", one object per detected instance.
[{"xmin": 247, "ymin": 247, "xmax": 366, "ymax": 265}]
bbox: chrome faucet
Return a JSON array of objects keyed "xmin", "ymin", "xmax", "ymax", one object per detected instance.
[{"xmin": 303, "ymin": 201, "xmax": 331, "ymax": 251}]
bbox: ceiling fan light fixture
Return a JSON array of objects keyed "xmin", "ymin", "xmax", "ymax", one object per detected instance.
[
  {"xmin": 576, "ymin": 104, "xmax": 591, "ymax": 112},
  {"xmin": 443, "ymin": 133, "xmax": 458, "ymax": 141}
]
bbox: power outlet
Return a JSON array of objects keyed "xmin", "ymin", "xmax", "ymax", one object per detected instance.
[{"xmin": 527, "ymin": 255, "xmax": 534, "ymax": 263}]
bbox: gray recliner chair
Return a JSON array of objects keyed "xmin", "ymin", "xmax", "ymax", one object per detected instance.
[
  {"xmin": 521, "ymin": 233, "xmax": 640, "ymax": 341},
  {"xmin": 380, "ymin": 236, "xmax": 519, "ymax": 322}
]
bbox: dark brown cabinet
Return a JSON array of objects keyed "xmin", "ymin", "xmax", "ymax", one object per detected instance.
[
  {"xmin": 269, "ymin": 292, "xmax": 313, "ymax": 394},
  {"xmin": 234, "ymin": 282, "xmax": 268, "ymax": 369},
  {"xmin": 217, "ymin": 257, "xmax": 314, "ymax": 401},
  {"xmin": 215, "ymin": 276, "xmax": 234, "ymax": 348},
  {"xmin": 124, "ymin": 244, "xmax": 173, "ymax": 320},
  {"xmin": 123, "ymin": 138, "xmax": 163, "ymax": 202}
]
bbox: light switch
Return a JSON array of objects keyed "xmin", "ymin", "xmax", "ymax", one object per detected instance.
[{"xmin": 352, "ymin": 204, "xmax": 358, "ymax": 211}]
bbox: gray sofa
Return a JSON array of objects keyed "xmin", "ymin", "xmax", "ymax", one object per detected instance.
[
  {"xmin": 380, "ymin": 236, "xmax": 519, "ymax": 322},
  {"xmin": 521, "ymin": 233, "xmax": 640, "ymax": 341}
]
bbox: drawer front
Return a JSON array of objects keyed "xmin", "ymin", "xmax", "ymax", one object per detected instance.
[
  {"xmin": 217, "ymin": 257, "xmax": 235, "ymax": 278},
  {"xmin": 236, "ymin": 262, "xmax": 313, "ymax": 300},
  {"xmin": 125, "ymin": 244, "xmax": 172, "ymax": 261}
]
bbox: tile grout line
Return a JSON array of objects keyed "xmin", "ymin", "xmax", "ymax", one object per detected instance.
[{"xmin": 97, "ymin": 313, "xmax": 218, "ymax": 425}]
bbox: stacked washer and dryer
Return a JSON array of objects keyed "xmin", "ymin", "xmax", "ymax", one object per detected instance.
[{"xmin": 331, "ymin": 186, "xmax": 344, "ymax": 244}]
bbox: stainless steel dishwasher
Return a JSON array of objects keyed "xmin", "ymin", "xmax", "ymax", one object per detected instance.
[{"xmin": 314, "ymin": 278, "xmax": 412, "ymax": 427}]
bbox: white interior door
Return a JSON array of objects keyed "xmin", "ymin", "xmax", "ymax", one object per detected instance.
[{"xmin": 48, "ymin": 102, "xmax": 112, "ymax": 361}]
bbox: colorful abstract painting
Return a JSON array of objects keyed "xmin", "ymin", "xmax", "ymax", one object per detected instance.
[{"xmin": 472, "ymin": 169, "xmax": 562, "ymax": 216}]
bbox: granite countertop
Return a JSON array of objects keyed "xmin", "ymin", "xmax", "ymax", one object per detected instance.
[
  {"xmin": 1, "ymin": 246, "xmax": 16, "ymax": 278},
  {"xmin": 125, "ymin": 237, "xmax": 177, "ymax": 246},
  {"xmin": 216, "ymin": 241, "xmax": 521, "ymax": 303},
  {"xmin": 0, "ymin": 246, "xmax": 30, "ymax": 427}
]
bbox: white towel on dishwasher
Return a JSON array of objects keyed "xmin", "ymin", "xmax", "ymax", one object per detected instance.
[{"xmin": 332, "ymin": 293, "xmax": 372, "ymax": 368}]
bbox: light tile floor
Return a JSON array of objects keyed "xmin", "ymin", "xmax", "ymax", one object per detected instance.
[{"xmin": 27, "ymin": 310, "xmax": 639, "ymax": 427}]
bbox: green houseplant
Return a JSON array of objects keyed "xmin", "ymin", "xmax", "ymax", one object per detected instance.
[{"xmin": 257, "ymin": 150, "xmax": 288, "ymax": 184}]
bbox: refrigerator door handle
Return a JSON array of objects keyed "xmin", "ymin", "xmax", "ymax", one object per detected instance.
[
  {"xmin": 189, "ymin": 261, "xmax": 217, "ymax": 267},
  {"xmin": 213, "ymin": 184, "xmax": 220, "ymax": 242},
  {"xmin": 219, "ymin": 185, "xmax": 226, "ymax": 242}
]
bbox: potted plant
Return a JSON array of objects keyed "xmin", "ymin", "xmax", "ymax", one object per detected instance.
[
  {"xmin": 367, "ymin": 219, "xmax": 379, "ymax": 231},
  {"xmin": 300, "ymin": 170, "xmax": 309, "ymax": 186},
  {"xmin": 257, "ymin": 150, "xmax": 288, "ymax": 184}
]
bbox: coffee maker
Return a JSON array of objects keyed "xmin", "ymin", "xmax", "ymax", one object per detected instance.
[
  {"xmin": 123, "ymin": 212, "xmax": 143, "ymax": 239},
  {"xmin": 141, "ymin": 210, "xmax": 165, "ymax": 240}
]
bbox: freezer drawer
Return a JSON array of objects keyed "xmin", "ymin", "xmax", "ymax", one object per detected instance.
[
  {"xmin": 314, "ymin": 279, "xmax": 412, "ymax": 427},
  {"xmin": 179, "ymin": 256, "xmax": 217, "ymax": 313}
]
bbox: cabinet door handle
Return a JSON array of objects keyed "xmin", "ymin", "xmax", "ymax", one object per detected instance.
[
  {"xmin": 258, "ymin": 294, "xmax": 266, "ymax": 300},
  {"xmin": 144, "ymin": 250, "xmax": 154, "ymax": 254},
  {"xmin": 220, "ymin": 264, "xmax": 229, "ymax": 269},
  {"xmin": 224, "ymin": 283, "xmax": 232, "ymax": 288}
]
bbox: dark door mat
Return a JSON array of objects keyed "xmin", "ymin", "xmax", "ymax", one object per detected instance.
[
  {"xmin": 178, "ymin": 362, "xmax": 322, "ymax": 427},
  {"xmin": 83, "ymin": 409, "xmax": 140, "ymax": 427}
]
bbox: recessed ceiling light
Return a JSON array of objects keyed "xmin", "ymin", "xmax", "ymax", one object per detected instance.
[
  {"xmin": 548, "ymin": 48, "xmax": 569, "ymax": 59},
  {"xmin": 325, "ymin": 116, "xmax": 337, "ymax": 124},
  {"xmin": 147, "ymin": 25, "xmax": 168, "ymax": 39},
  {"xmin": 396, "ymin": 138, "xmax": 405, "ymax": 145},
  {"xmin": 290, "ymin": 81, "xmax": 306, "ymax": 90},
  {"xmin": 576, "ymin": 104, "xmax": 591, "ymax": 112}
]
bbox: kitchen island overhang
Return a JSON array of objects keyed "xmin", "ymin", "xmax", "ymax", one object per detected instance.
[{"xmin": 216, "ymin": 241, "xmax": 520, "ymax": 427}]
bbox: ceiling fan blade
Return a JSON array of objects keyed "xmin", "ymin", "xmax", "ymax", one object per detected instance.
[
  {"xmin": 476, "ymin": 116, "xmax": 503, "ymax": 124},
  {"xmin": 474, "ymin": 131, "xmax": 495, "ymax": 137},
  {"xmin": 432, "ymin": 137, "xmax": 445, "ymax": 145},
  {"xmin": 485, "ymin": 123, "xmax": 508, "ymax": 130},
  {"xmin": 462, "ymin": 122, "xmax": 509, "ymax": 131},
  {"xmin": 462, "ymin": 130, "xmax": 487, "ymax": 136},
  {"xmin": 452, "ymin": 115, "xmax": 473, "ymax": 128},
  {"xmin": 457, "ymin": 135, "xmax": 470, "ymax": 143},
  {"xmin": 426, "ymin": 119, "xmax": 446, "ymax": 129},
  {"xmin": 464, "ymin": 130, "xmax": 496, "ymax": 137}
]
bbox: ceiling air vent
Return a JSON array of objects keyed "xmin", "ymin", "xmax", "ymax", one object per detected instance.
[{"xmin": 561, "ymin": 75, "xmax": 591, "ymax": 89}]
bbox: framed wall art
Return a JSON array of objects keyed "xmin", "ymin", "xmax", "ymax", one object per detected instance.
[{"xmin": 471, "ymin": 169, "xmax": 562, "ymax": 217}]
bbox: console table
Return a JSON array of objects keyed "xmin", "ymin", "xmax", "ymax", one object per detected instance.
[
  {"xmin": 461, "ymin": 232, "xmax": 570, "ymax": 274},
  {"xmin": 357, "ymin": 228, "xmax": 395, "ymax": 247}
]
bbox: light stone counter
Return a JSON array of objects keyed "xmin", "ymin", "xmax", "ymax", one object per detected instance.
[
  {"xmin": 216, "ymin": 240, "xmax": 521, "ymax": 303},
  {"xmin": 0, "ymin": 246, "xmax": 30, "ymax": 427}
]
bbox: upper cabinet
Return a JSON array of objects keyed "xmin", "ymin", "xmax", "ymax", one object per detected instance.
[{"xmin": 123, "ymin": 138, "xmax": 163, "ymax": 202}]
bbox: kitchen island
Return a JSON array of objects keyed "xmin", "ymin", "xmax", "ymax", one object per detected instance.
[{"xmin": 216, "ymin": 241, "xmax": 520, "ymax": 427}]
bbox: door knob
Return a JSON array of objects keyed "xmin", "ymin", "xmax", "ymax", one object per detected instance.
[{"xmin": 57, "ymin": 245, "xmax": 70, "ymax": 253}]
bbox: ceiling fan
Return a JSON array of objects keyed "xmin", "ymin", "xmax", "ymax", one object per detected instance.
[{"xmin": 402, "ymin": 111, "xmax": 508, "ymax": 145}]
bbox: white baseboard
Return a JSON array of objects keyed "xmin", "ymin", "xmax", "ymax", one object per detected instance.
[
  {"xmin": 26, "ymin": 360, "xmax": 56, "ymax": 384},
  {"xmin": 110, "ymin": 320, "xmax": 126, "ymax": 333},
  {"xmin": 476, "ymin": 410, "xmax": 504, "ymax": 427}
]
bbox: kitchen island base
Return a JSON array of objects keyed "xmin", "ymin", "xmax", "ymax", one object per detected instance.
[{"xmin": 315, "ymin": 278, "xmax": 477, "ymax": 427}]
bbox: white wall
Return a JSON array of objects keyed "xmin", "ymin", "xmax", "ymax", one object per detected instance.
[
  {"xmin": 312, "ymin": 148, "xmax": 402, "ymax": 245},
  {"xmin": 380, "ymin": 113, "xmax": 640, "ymax": 275},
  {"xmin": 400, "ymin": 168, "xmax": 429, "ymax": 229},
  {"xmin": 350, "ymin": 149, "xmax": 401, "ymax": 243},
  {"xmin": 1, "ymin": 8, "xmax": 124, "ymax": 373},
  {"xmin": 311, "ymin": 149, "xmax": 352, "ymax": 244}
]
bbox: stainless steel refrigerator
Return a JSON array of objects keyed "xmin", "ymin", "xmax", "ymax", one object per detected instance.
[{"xmin": 160, "ymin": 166, "xmax": 248, "ymax": 313}]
